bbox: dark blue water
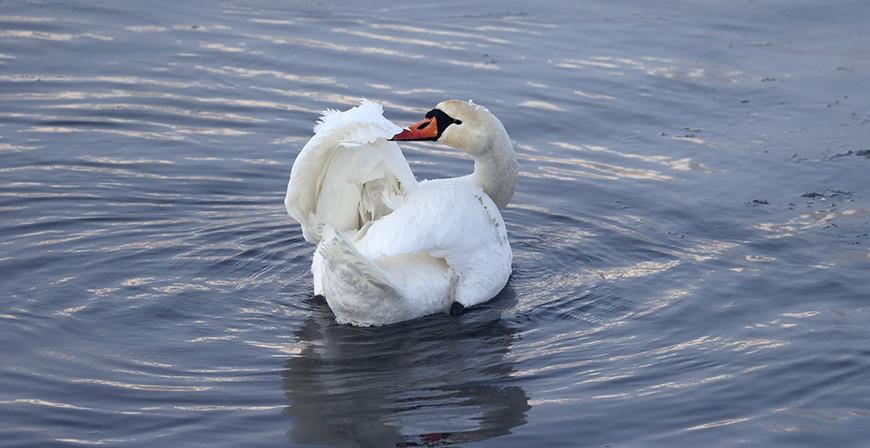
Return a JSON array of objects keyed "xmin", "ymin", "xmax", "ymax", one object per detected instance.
[{"xmin": 2, "ymin": 0, "xmax": 869, "ymax": 446}]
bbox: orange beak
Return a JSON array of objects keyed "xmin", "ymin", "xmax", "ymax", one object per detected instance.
[{"xmin": 390, "ymin": 116, "xmax": 439, "ymax": 141}]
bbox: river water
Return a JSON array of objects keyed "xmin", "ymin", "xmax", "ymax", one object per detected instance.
[{"xmin": 2, "ymin": 0, "xmax": 869, "ymax": 446}]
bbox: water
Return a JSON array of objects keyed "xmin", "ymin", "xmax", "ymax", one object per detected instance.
[{"xmin": 2, "ymin": 0, "xmax": 869, "ymax": 446}]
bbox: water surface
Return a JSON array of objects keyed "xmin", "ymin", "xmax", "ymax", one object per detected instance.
[{"xmin": 1, "ymin": 0, "xmax": 869, "ymax": 446}]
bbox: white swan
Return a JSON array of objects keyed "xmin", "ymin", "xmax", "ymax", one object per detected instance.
[{"xmin": 285, "ymin": 99, "xmax": 518, "ymax": 326}]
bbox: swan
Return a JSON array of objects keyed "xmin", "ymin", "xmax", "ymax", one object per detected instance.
[{"xmin": 284, "ymin": 99, "xmax": 518, "ymax": 326}]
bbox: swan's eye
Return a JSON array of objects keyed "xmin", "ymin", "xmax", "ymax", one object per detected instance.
[
  {"xmin": 453, "ymin": 119, "xmax": 462, "ymax": 125},
  {"xmin": 416, "ymin": 121, "xmax": 431, "ymax": 130}
]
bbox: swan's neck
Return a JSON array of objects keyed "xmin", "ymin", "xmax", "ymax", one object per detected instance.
[{"xmin": 468, "ymin": 129, "xmax": 518, "ymax": 210}]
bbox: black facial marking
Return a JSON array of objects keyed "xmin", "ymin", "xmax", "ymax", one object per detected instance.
[
  {"xmin": 416, "ymin": 121, "xmax": 431, "ymax": 130},
  {"xmin": 425, "ymin": 108, "xmax": 461, "ymax": 140}
]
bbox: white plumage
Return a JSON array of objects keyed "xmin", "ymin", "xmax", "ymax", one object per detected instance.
[{"xmin": 285, "ymin": 99, "xmax": 518, "ymax": 326}]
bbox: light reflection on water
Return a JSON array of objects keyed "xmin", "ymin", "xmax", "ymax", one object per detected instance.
[{"xmin": 283, "ymin": 301, "xmax": 530, "ymax": 446}]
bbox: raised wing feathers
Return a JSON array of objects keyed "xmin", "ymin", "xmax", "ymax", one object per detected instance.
[{"xmin": 284, "ymin": 100, "xmax": 416, "ymax": 243}]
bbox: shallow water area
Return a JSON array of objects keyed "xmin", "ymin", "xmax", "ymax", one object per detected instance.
[{"xmin": 1, "ymin": 0, "xmax": 870, "ymax": 446}]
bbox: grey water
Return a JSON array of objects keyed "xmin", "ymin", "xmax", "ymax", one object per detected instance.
[{"xmin": 1, "ymin": 0, "xmax": 869, "ymax": 446}]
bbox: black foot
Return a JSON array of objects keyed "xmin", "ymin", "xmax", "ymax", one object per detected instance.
[
  {"xmin": 313, "ymin": 294, "xmax": 325, "ymax": 301},
  {"xmin": 449, "ymin": 302, "xmax": 466, "ymax": 316}
]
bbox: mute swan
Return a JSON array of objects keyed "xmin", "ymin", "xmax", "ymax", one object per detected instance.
[{"xmin": 284, "ymin": 99, "xmax": 518, "ymax": 326}]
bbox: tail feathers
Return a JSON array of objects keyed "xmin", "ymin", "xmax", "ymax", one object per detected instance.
[
  {"xmin": 316, "ymin": 230, "xmax": 405, "ymax": 326},
  {"xmin": 317, "ymin": 233, "xmax": 397, "ymax": 294}
]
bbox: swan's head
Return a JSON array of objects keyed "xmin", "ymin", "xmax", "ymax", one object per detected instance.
[{"xmin": 390, "ymin": 99, "xmax": 500, "ymax": 156}]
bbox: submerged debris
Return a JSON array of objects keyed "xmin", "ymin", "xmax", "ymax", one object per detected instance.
[
  {"xmin": 801, "ymin": 190, "xmax": 853, "ymax": 200},
  {"xmin": 826, "ymin": 149, "xmax": 870, "ymax": 160}
]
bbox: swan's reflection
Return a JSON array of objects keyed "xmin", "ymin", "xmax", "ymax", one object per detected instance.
[{"xmin": 282, "ymin": 288, "xmax": 529, "ymax": 447}]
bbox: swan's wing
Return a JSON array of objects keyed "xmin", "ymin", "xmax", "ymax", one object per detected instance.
[
  {"xmin": 354, "ymin": 180, "xmax": 512, "ymax": 306},
  {"xmin": 356, "ymin": 180, "xmax": 508, "ymax": 258},
  {"xmin": 285, "ymin": 100, "xmax": 417, "ymax": 243}
]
